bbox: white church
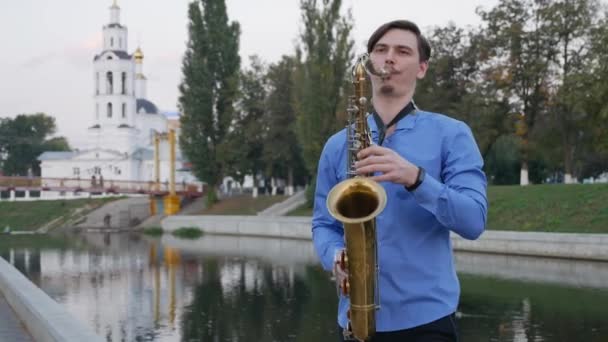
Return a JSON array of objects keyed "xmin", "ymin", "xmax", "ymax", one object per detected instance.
[{"xmin": 38, "ymin": 1, "xmax": 198, "ymax": 195}]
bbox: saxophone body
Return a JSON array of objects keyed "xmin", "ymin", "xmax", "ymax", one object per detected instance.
[{"xmin": 326, "ymin": 54, "xmax": 387, "ymax": 341}]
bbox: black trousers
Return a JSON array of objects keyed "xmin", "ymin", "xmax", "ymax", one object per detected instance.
[{"xmin": 338, "ymin": 313, "xmax": 458, "ymax": 342}]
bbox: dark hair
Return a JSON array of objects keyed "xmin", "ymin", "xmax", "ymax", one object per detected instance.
[{"xmin": 367, "ymin": 20, "xmax": 431, "ymax": 62}]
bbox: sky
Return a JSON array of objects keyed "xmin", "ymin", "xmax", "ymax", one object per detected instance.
[{"xmin": 0, "ymin": 0, "xmax": 498, "ymax": 148}]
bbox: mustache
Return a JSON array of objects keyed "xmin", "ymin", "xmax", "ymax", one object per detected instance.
[{"xmin": 370, "ymin": 63, "xmax": 399, "ymax": 77}]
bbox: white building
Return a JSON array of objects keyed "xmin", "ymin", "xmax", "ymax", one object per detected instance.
[{"xmin": 38, "ymin": 1, "xmax": 197, "ymax": 197}]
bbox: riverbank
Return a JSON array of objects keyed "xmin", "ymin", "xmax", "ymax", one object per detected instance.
[
  {"xmin": 162, "ymin": 215, "xmax": 608, "ymax": 261},
  {"xmin": 288, "ymin": 183, "xmax": 608, "ymax": 233},
  {"xmin": 0, "ymin": 197, "xmax": 120, "ymax": 232},
  {"xmin": 2, "ymin": 183, "xmax": 607, "ymax": 233}
]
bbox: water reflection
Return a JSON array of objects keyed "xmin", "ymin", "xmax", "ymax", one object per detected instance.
[{"xmin": 1, "ymin": 233, "xmax": 607, "ymax": 342}]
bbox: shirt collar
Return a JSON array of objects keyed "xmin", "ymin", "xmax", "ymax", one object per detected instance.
[{"xmin": 367, "ymin": 108, "xmax": 419, "ymax": 133}]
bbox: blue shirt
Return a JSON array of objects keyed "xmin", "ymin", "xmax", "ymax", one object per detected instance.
[{"xmin": 311, "ymin": 110, "xmax": 488, "ymax": 331}]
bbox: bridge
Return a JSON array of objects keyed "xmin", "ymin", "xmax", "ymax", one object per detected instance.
[{"xmin": 0, "ymin": 176, "xmax": 205, "ymax": 199}]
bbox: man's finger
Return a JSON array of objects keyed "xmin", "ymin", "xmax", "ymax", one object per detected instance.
[
  {"xmin": 356, "ymin": 164, "xmax": 393, "ymax": 175},
  {"xmin": 357, "ymin": 145, "xmax": 389, "ymax": 159},
  {"xmin": 355, "ymin": 155, "xmax": 392, "ymax": 167},
  {"xmin": 368, "ymin": 174, "xmax": 395, "ymax": 183}
]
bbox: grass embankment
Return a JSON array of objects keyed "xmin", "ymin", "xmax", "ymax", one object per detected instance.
[
  {"xmin": 0, "ymin": 198, "xmax": 118, "ymax": 231},
  {"xmin": 486, "ymin": 184, "xmax": 608, "ymax": 233},
  {"xmin": 198, "ymin": 194, "xmax": 288, "ymax": 215},
  {"xmin": 288, "ymin": 184, "xmax": 608, "ymax": 233}
]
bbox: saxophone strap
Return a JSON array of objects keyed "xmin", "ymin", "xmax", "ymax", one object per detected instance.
[{"xmin": 372, "ymin": 101, "xmax": 417, "ymax": 146}]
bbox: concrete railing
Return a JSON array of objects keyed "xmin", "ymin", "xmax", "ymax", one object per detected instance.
[
  {"xmin": 452, "ymin": 230, "xmax": 608, "ymax": 261},
  {"xmin": 163, "ymin": 215, "xmax": 312, "ymax": 240},
  {"xmin": 0, "ymin": 258, "xmax": 103, "ymax": 342},
  {"xmin": 162, "ymin": 215, "xmax": 608, "ymax": 261}
]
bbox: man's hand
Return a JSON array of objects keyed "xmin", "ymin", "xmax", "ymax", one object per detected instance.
[
  {"xmin": 333, "ymin": 249, "xmax": 349, "ymax": 296},
  {"xmin": 355, "ymin": 145, "xmax": 419, "ymax": 187}
]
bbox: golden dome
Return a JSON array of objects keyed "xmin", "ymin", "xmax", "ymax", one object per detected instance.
[{"xmin": 134, "ymin": 47, "xmax": 144, "ymax": 63}]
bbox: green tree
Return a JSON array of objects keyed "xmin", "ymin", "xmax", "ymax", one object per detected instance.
[
  {"xmin": 543, "ymin": 0, "xmax": 600, "ymax": 182},
  {"xmin": 294, "ymin": 0, "xmax": 354, "ymax": 181},
  {"xmin": 0, "ymin": 113, "xmax": 70, "ymax": 176},
  {"xmin": 263, "ymin": 56, "xmax": 306, "ymax": 193},
  {"xmin": 417, "ymin": 25, "xmax": 512, "ymax": 159},
  {"xmin": 222, "ymin": 56, "xmax": 268, "ymax": 192},
  {"xmin": 573, "ymin": 13, "xmax": 608, "ymax": 179},
  {"xmin": 478, "ymin": 0, "xmax": 555, "ymax": 184},
  {"xmin": 178, "ymin": 0, "xmax": 240, "ymax": 205}
]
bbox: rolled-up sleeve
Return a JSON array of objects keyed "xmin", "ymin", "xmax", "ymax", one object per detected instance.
[
  {"xmin": 413, "ymin": 121, "xmax": 488, "ymax": 240},
  {"xmin": 312, "ymin": 142, "xmax": 345, "ymax": 270}
]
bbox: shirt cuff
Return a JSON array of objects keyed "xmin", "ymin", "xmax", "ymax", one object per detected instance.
[{"xmin": 411, "ymin": 173, "xmax": 444, "ymax": 215}]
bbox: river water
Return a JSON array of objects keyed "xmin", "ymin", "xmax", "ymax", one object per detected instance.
[{"xmin": 1, "ymin": 232, "xmax": 607, "ymax": 342}]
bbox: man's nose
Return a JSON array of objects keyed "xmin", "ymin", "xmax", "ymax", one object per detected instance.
[{"xmin": 384, "ymin": 48, "xmax": 395, "ymax": 65}]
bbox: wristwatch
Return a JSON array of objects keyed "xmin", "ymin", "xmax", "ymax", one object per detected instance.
[{"xmin": 405, "ymin": 166, "xmax": 425, "ymax": 192}]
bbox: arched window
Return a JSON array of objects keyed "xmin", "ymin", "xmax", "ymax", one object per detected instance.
[
  {"xmin": 96, "ymin": 103, "xmax": 99, "ymax": 119},
  {"xmin": 119, "ymin": 38, "xmax": 122, "ymax": 49},
  {"xmin": 107, "ymin": 102, "xmax": 113, "ymax": 118},
  {"xmin": 106, "ymin": 71, "xmax": 113, "ymax": 94},
  {"xmin": 111, "ymin": 37, "xmax": 114, "ymax": 47},
  {"xmin": 122, "ymin": 103, "xmax": 126, "ymax": 118},
  {"xmin": 121, "ymin": 72, "xmax": 126, "ymax": 94},
  {"xmin": 95, "ymin": 73, "xmax": 99, "ymax": 95}
]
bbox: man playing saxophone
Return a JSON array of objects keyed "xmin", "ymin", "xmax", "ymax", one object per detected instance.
[{"xmin": 312, "ymin": 20, "xmax": 488, "ymax": 341}]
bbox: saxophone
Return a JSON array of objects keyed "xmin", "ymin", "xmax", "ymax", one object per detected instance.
[{"xmin": 326, "ymin": 54, "xmax": 388, "ymax": 341}]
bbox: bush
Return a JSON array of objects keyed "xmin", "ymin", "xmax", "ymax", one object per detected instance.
[{"xmin": 172, "ymin": 227, "xmax": 203, "ymax": 239}]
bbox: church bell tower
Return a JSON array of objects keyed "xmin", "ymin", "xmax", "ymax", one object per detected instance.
[{"xmin": 89, "ymin": 0, "xmax": 138, "ymax": 154}]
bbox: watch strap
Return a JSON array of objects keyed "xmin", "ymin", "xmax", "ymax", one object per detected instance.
[{"xmin": 405, "ymin": 166, "xmax": 425, "ymax": 192}]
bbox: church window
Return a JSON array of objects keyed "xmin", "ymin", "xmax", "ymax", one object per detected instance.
[
  {"xmin": 107, "ymin": 102, "xmax": 113, "ymax": 118},
  {"xmin": 119, "ymin": 38, "xmax": 122, "ymax": 49},
  {"xmin": 73, "ymin": 167, "xmax": 80, "ymax": 176},
  {"xmin": 111, "ymin": 37, "xmax": 114, "ymax": 47},
  {"xmin": 122, "ymin": 103, "xmax": 126, "ymax": 118},
  {"xmin": 95, "ymin": 73, "xmax": 99, "ymax": 95},
  {"xmin": 121, "ymin": 72, "xmax": 126, "ymax": 94},
  {"xmin": 106, "ymin": 71, "xmax": 113, "ymax": 94},
  {"xmin": 96, "ymin": 103, "xmax": 99, "ymax": 119}
]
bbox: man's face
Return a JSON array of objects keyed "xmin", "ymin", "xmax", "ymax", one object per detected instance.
[{"xmin": 369, "ymin": 29, "xmax": 428, "ymax": 97}]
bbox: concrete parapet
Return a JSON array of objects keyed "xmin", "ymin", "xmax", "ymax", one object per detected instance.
[
  {"xmin": 452, "ymin": 230, "xmax": 608, "ymax": 261},
  {"xmin": 0, "ymin": 258, "xmax": 103, "ymax": 342},
  {"xmin": 162, "ymin": 215, "xmax": 608, "ymax": 261},
  {"xmin": 162, "ymin": 215, "xmax": 311, "ymax": 240}
]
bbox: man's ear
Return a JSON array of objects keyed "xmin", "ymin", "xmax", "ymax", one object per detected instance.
[{"xmin": 417, "ymin": 61, "xmax": 429, "ymax": 79}]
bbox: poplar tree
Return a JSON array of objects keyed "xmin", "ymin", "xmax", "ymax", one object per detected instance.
[
  {"xmin": 294, "ymin": 0, "xmax": 354, "ymax": 181},
  {"xmin": 178, "ymin": 0, "xmax": 240, "ymax": 205}
]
